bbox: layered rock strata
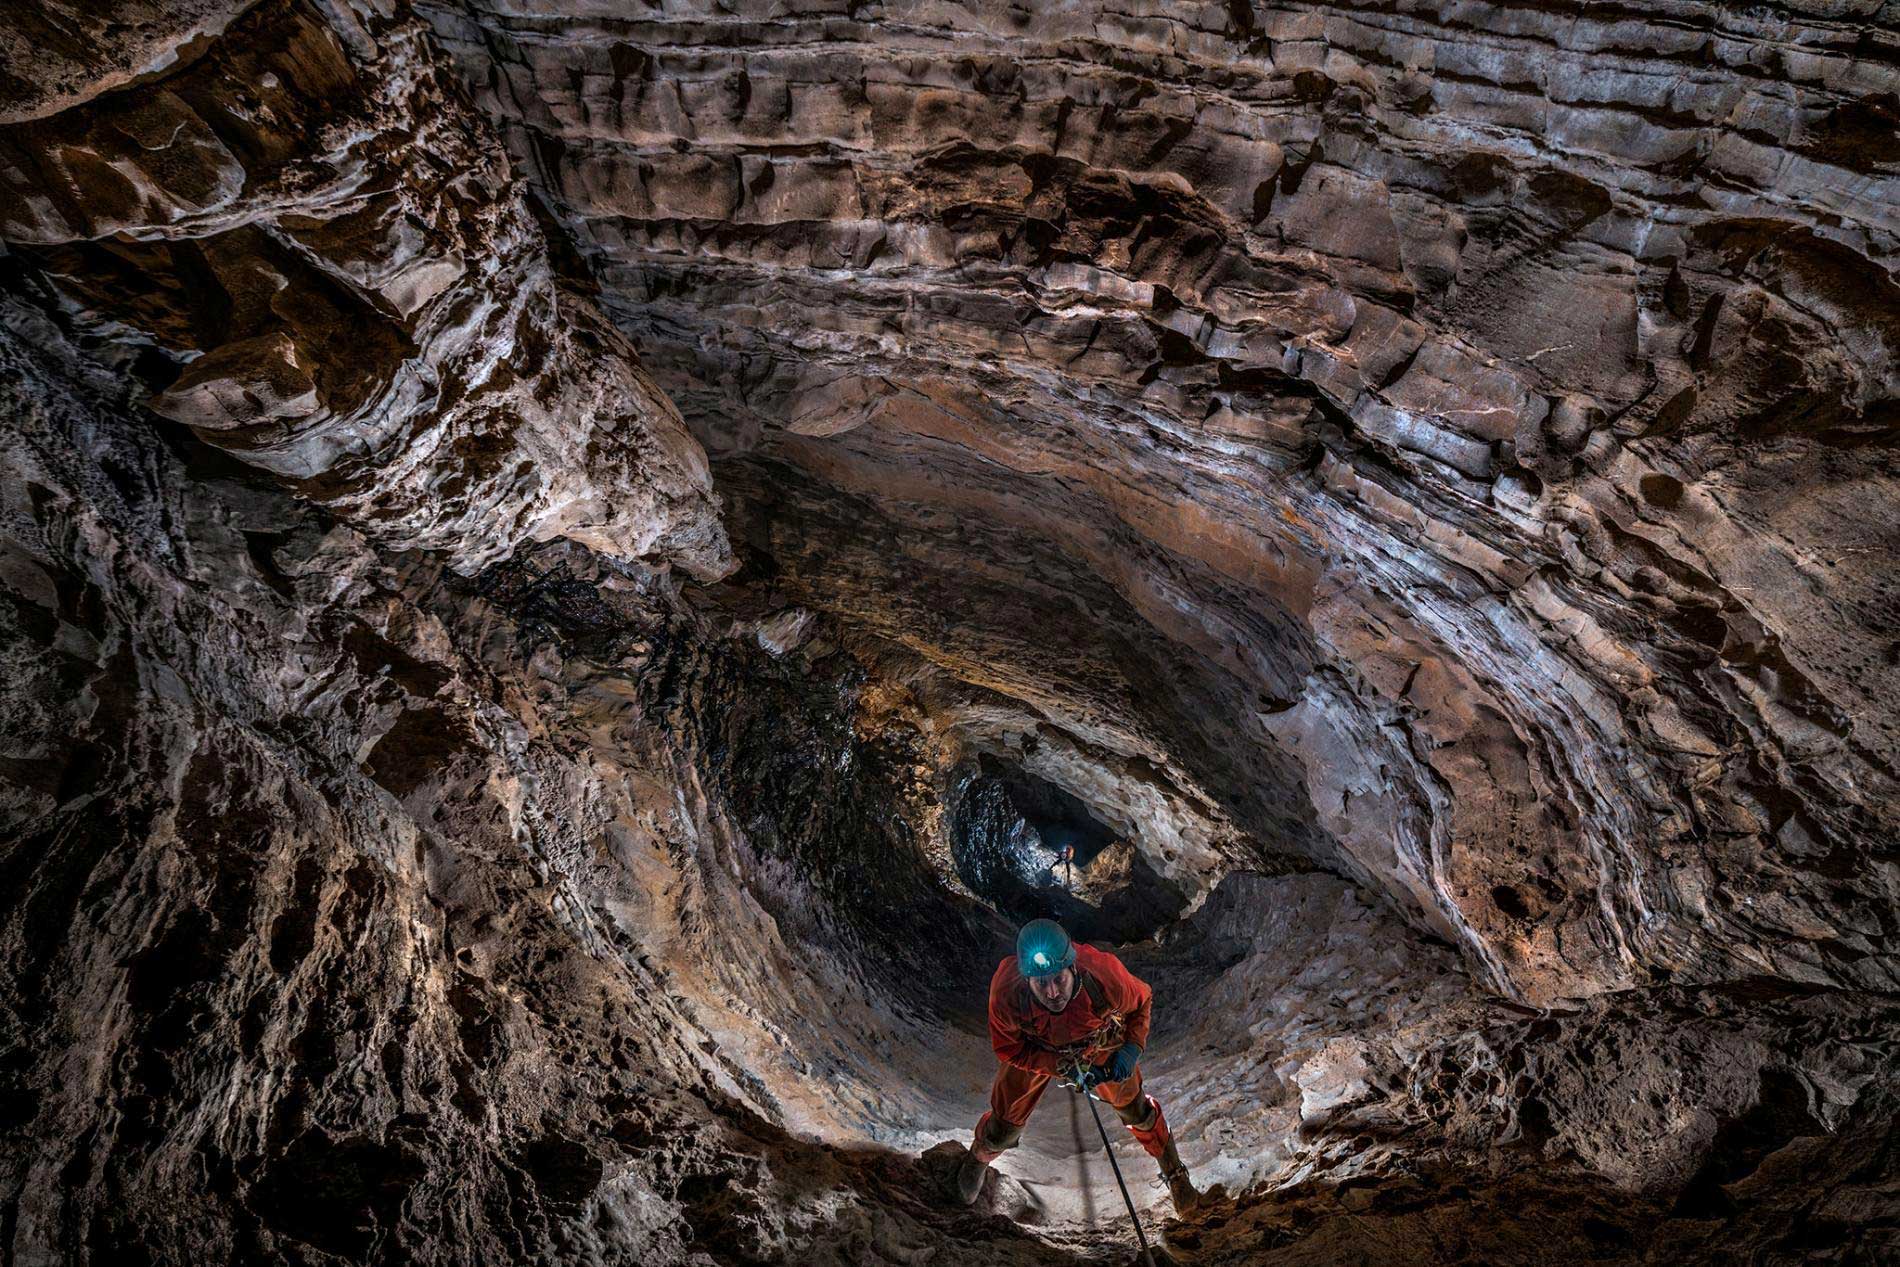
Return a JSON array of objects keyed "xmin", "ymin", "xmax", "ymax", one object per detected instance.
[
  {"xmin": 0, "ymin": 298, "xmax": 1010, "ymax": 1263},
  {"xmin": 0, "ymin": 0, "xmax": 730, "ymax": 578},
  {"xmin": 425, "ymin": 0, "xmax": 1900, "ymax": 1005},
  {"xmin": 0, "ymin": 1, "xmax": 1897, "ymax": 1265}
]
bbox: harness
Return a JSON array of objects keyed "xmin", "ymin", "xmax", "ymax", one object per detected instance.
[{"xmin": 1019, "ymin": 968, "xmax": 1126, "ymax": 1066}]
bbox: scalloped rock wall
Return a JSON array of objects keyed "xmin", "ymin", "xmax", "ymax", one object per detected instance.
[
  {"xmin": 1, "ymin": 2, "xmax": 1897, "ymax": 1265},
  {"xmin": 0, "ymin": 0, "xmax": 731, "ymax": 578},
  {"xmin": 422, "ymin": 0, "xmax": 1900, "ymax": 1004}
]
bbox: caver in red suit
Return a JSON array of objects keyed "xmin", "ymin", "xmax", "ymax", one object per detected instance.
[{"xmin": 955, "ymin": 919, "xmax": 1197, "ymax": 1213}]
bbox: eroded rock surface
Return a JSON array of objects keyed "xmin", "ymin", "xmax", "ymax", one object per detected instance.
[
  {"xmin": 1, "ymin": 1, "xmax": 1897, "ymax": 1265},
  {"xmin": 0, "ymin": 298, "xmax": 1022, "ymax": 1263},
  {"xmin": 426, "ymin": 0, "xmax": 1900, "ymax": 1005},
  {"xmin": 0, "ymin": 0, "xmax": 730, "ymax": 578}
]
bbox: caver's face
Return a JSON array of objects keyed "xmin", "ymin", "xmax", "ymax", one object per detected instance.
[{"xmin": 1027, "ymin": 966, "xmax": 1077, "ymax": 1012}]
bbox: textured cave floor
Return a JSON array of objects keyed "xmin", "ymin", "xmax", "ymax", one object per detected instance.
[
  {"xmin": 632, "ymin": 837, "xmax": 1900, "ymax": 1267},
  {"xmin": 637, "ymin": 910, "xmax": 1900, "ymax": 1267},
  {"xmin": 770, "ymin": 869, "xmax": 1469, "ymax": 1232}
]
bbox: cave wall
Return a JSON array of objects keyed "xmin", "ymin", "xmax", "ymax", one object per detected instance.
[
  {"xmin": 0, "ymin": 0, "xmax": 730, "ymax": 578},
  {"xmin": 2, "ymin": 0, "xmax": 1893, "ymax": 1008},
  {"xmin": 0, "ymin": 1, "xmax": 1897, "ymax": 1264},
  {"xmin": 0, "ymin": 296, "xmax": 1038, "ymax": 1263},
  {"xmin": 417, "ymin": 0, "xmax": 1900, "ymax": 1004},
  {"xmin": 0, "ymin": 7, "xmax": 1030, "ymax": 1256}
]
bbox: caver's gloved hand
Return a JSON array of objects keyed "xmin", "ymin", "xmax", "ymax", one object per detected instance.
[{"xmin": 1086, "ymin": 1042, "xmax": 1142, "ymax": 1088}]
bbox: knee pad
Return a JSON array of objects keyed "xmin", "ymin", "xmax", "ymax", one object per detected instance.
[{"xmin": 1115, "ymin": 1094, "xmax": 1159, "ymax": 1133}]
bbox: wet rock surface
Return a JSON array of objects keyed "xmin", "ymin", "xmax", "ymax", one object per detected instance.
[{"xmin": 1, "ymin": 1, "xmax": 1897, "ymax": 1265}]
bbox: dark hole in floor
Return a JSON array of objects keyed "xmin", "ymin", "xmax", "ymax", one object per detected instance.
[{"xmin": 948, "ymin": 754, "xmax": 1187, "ymax": 944}]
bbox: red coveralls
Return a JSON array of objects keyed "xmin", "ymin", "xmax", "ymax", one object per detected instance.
[{"xmin": 971, "ymin": 942, "xmax": 1174, "ymax": 1162}]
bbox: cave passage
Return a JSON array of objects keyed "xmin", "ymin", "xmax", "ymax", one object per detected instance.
[
  {"xmin": 0, "ymin": 0, "xmax": 1895, "ymax": 1264},
  {"xmin": 948, "ymin": 756, "xmax": 1189, "ymax": 946}
]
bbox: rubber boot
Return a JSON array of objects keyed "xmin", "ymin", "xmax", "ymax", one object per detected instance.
[
  {"xmin": 955, "ymin": 1149, "xmax": 991, "ymax": 1205},
  {"xmin": 1157, "ymin": 1138, "xmax": 1198, "ymax": 1216}
]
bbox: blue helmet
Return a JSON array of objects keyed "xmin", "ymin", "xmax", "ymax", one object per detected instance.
[{"xmin": 1016, "ymin": 919, "xmax": 1075, "ymax": 978}]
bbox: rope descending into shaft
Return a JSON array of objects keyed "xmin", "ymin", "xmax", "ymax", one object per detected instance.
[{"xmin": 1070, "ymin": 1063, "xmax": 1158, "ymax": 1267}]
